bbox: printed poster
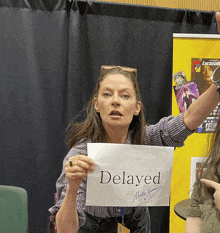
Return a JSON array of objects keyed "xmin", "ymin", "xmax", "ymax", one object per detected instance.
[
  {"xmin": 173, "ymin": 58, "xmax": 220, "ymax": 133},
  {"xmin": 173, "ymin": 80, "xmax": 199, "ymax": 113},
  {"xmin": 170, "ymin": 33, "xmax": 220, "ymax": 233}
]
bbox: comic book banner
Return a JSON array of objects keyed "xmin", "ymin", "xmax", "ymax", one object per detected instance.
[{"xmin": 173, "ymin": 57, "xmax": 220, "ymax": 133}]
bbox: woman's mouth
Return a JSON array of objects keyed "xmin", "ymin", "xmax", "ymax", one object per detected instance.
[{"xmin": 110, "ymin": 111, "xmax": 123, "ymax": 118}]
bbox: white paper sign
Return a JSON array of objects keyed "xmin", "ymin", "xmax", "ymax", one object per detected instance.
[{"xmin": 86, "ymin": 143, "xmax": 174, "ymax": 207}]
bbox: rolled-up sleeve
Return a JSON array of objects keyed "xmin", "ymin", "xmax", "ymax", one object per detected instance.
[
  {"xmin": 186, "ymin": 188, "xmax": 202, "ymax": 218},
  {"xmin": 48, "ymin": 140, "xmax": 88, "ymax": 227},
  {"xmin": 145, "ymin": 113, "xmax": 194, "ymax": 147}
]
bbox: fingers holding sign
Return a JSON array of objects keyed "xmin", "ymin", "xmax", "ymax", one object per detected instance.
[
  {"xmin": 65, "ymin": 154, "xmax": 95, "ymax": 187},
  {"xmin": 200, "ymin": 178, "xmax": 220, "ymax": 210}
]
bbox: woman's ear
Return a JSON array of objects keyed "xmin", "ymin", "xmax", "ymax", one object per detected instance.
[
  {"xmin": 94, "ymin": 97, "xmax": 100, "ymax": 113},
  {"xmin": 134, "ymin": 101, "xmax": 141, "ymax": 116}
]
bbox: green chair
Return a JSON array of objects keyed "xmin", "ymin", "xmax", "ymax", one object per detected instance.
[{"xmin": 0, "ymin": 185, "xmax": 28, "ymax": 233}]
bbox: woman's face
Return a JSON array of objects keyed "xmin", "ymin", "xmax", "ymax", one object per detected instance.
[
  {"xmin": 201, "ymin": 65, "xmax": 213, "ymax": 84},
  {"xmin": 94, "ymin": 74, "xmax": 141, "ymax": 131}
]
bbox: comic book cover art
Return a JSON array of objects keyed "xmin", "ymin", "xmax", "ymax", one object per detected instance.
[
  {"xmin": 191, "ymin": 58, "xmax": 220, "ymax": 133},
  {"xmin": 196, "ymin": 101, "xmax": 220, "ymax": 133},
  {"xmin": 173, "ymin": 71, "xmax": 187, "ymax": 86},
  {"xmin": 192, "ymin": 59, "xmax": 201, "ymax": 73},
  {"xmin": 173, "ymin": 80, "xmax": 200, "ymax": 113},
  {"xmin": 191, "ymin": 58, "xmax": 220, "ymax": 95},
  {"xmin": 196, "ymin": 116, "xmax": 220, "ymax": 133}
]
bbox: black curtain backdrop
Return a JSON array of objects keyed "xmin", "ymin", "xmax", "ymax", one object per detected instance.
[{"xmin": 0, "ymin": 0, "xmax": 217, "ymax": 232}]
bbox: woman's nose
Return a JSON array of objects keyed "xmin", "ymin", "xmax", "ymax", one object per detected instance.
[{"xmin": 111, "ymin": 95, "xmax": 120, "ymax": 106}]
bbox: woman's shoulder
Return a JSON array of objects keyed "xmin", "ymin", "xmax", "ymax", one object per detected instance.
[
  {"xmin": 75, "ymin": 137, "xmax": 91, "ymax": 148},
  {"xmin": 67, "ymin": 138, "xmax": 91, "ymax": 158}
]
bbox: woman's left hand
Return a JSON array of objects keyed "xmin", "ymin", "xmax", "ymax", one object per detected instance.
[{"xmin": 201, "ymin": 178, "xmax": 220, "ymax": 210}]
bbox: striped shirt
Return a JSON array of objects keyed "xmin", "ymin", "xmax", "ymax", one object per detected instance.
[{"xmin": 49, "ymin": 113, "xmax": 193, "ymax": 229}]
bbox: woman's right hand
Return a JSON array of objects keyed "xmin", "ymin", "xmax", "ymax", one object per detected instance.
[{"xmin": 65, "ymin": 154, "xmax": 95, "ymax": 187}]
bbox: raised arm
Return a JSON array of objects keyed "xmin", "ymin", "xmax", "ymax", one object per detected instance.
[
  {"xmin": 183, "ymin": 84, "xmax": 219, "ymax": 131},
  {"xmin": 56, "ymin": 155, "xmax": 95, "ymax": 233}
]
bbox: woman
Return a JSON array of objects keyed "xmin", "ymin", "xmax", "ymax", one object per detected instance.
[
  {"xmin": 195, "ymin": 64, "xmax": 217, "ymax": 94},
  {"xmin": 185, "ymin": 118, "xmax": 220, "ymax": 233},
  {"xmin": 49, "ymin": 64, "xmax": 219, "ymax": 233},
  {"xmin": 201, "ymin": 65, "xmax": 214, "ymax": 87}
]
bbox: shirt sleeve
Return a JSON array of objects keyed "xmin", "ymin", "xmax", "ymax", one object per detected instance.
[
  {"xmin": 186, "ymin": 184, "xmax": 202, "ymax": 218},
  {"xmin": 48, "ymin": 140, "xmax": 88, "ymax": 227},
  {"xmin": 145, "ymin": 113, "xmax": 194, "ymax": 147}
]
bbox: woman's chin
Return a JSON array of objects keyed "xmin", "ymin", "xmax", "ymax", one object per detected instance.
[{"xmin": 105, "ymin": 121, "xmax": 129, "ymax": 129}]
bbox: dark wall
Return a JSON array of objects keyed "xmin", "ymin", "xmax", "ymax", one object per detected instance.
[{"xmin": 0, "ymin": 0, "xmax": 217, "ymax": 232}]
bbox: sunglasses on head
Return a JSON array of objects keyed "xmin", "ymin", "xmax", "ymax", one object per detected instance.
[{"xmin": 100, "ymin": 65, "xmax": 137, "ymax": 77}]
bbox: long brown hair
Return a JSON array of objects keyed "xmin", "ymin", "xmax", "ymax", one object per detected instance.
[
  {"xmin": 194, "ymin": 116, "xmax": 220, "ymax": 201},
  {"xmin": 65, "ymin": 66, "xmax": 146, "ymax": 149}
]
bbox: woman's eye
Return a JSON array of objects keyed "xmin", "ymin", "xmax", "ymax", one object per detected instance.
[
  {"xmin": 123, "ymin": 94, "xmax": 129, "ymax": 99},
  {"xmin": 103, "ymin": 93, "xmax": 110, "ymax": 97}
]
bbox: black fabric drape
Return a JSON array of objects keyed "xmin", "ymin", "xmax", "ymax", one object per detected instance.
[
  {"xmin": 0, "ymin": 3, "xmax": 69, "ymax": 232},
  {"xmin": 0, "ymin": 1, "xmax": 217, "ymax": 232}
]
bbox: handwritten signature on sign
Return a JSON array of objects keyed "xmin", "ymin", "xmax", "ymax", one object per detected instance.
[{"xmin": 132, "ymin": 186, "xmax": 163, "ymax": 203}]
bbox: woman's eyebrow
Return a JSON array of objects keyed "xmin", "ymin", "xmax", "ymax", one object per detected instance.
[
  {"xmin": 102, "ymin": 87, "xmax": 113, "ymax": 92},
  {"xmin": 118, "ymin": 88, "xmax": 133, "ymax": 95},
  {"xmin": 120, "ymin": 88, "xmax": 131, "ymax": 92},
  {"xmin": 102, "ymin": 87, "xmax": 132, "ymax": 93}
]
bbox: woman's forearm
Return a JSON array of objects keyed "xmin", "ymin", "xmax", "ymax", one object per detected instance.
[
  {"xmin": 183, "ymin": 84, "xmax": 219, "ymax": 131},
  {"xmin": 56, "ymin": 185, "xmax": 79, "ymax": 233},
  {"xmin": 185, "ymin": 217, "xmax": 202, "ymax": 233}
]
